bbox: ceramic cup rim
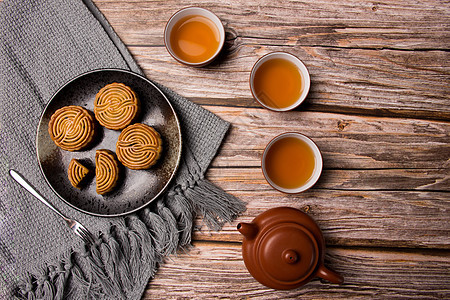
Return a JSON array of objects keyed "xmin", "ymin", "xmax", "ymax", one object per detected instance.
[
  {"xmin": 261, "ymin": 132, "xmax": 323, "ymax": 194},
  {"xmin": 164, "ymin": 7, "xmax": 225, "ymax": 67},
  {"xmin": 249, "ymin": 52, "xmax": 311, "ymax": 112}
]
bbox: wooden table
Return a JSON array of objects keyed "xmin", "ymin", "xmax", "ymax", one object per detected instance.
[{"xmin": 95, "ymin": 0, "xmax": 450, "ymax": 298}]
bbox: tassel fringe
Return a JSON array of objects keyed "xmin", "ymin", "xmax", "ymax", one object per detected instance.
[
  {"xmin": 15, "ymin": 178, "xmax": 246, "ymax": 299},
  {"xmin": 184, "ymin": 178, "xmax": 247, "ymax": 230}
]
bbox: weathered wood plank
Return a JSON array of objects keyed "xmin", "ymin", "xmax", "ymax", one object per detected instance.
[
  {"xmin": 129, "ymin": 45, "xmax": 450, "ymax": 120},
  {"xmin": 144, "ymin": 242, "xmax": 450, "ymax": 299},
  {"xmin": 192, "ymin": 189, "xmax": 450, "ymax": 248},
  {"xmin": 93, "ymin": 0, "xmax": 450, "ymax": 120},
  {"xmin": 95, "ymin": 0, "xmax": 450, "ymax": 50},
  {"xmin": 197, "ymin": 167, "xmax": 450, "ymax": 248},
  {"xmin": 199, "ymin": 106, "xmax": 450, "ymax": 169},
  {"xmin": 206, "ymin": 167, "xmax": 450, "ymax": 192}
]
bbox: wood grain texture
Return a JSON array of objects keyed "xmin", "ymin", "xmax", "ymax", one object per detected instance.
[
  {"xmin": 207, "ymin": 167, "xmax": 450, "ymax": 192},
  {"xmin": 95, "ymin": 0, "xmax": 450, "ymax": 120},
  {"xmin": 204, "ymin": 106, "xmax": 450, "ymax": 169},
  {"xmin": 86, "ymin": 0, "xmax": 450, "ymax": 298},
  {"xmin": 130, "ymin": 45, "xmax": 450, "ymax": 120},
  {"xmin": 193, "ymin": 189, "xmax": 450, "ymax": 248},
  {"xmin": 144, "ymin": 242, "xmax": 450, "ymax": 299},
  {"xmin": 192, "ymin": 168, "xmax": 449, "ymax": 248},
  {"xmin": 95, "ymin": 0, "xmax": 450, "ymax": 50}
]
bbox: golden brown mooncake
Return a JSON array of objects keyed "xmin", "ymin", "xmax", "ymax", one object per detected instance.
[
  {"xmin": 116, "ymin": 123, "xmax": 163, "ymax": 170},
  {"xmin": 68, "ymin": 159, "xmax": 90, "ymax": 189},
  {"xmin": 95, "ymin": 149, "xmax": 120, "ymax": 195},
  {"xmin": 94, "ymin": 82, "xmax": 140, "ymax": 130},
  {"xmin": 48, "ymin": 105, "xmax": 96, "ymax": 151}
]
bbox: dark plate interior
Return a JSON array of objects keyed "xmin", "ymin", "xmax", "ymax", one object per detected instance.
[{"xmin": 36, "ymin": 69, "xmax": 182, "ymax": 217}]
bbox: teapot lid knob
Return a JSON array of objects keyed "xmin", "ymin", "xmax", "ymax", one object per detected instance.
[{"xmin": 282, "ymin": 249, "xmax": 299, "ymax": 264}]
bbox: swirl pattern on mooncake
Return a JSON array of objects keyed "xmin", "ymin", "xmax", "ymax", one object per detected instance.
[
  {"xmin": 95, "ymin": 149, "xmax": 120, "ymax": 195},
  {"xmin": 116, "ymin": 123, "xmax": 163, "ymax": 170},
  {"xmin": 94, "ymin": 82, "xmax": 140, "ymax": 130},
  {"xmin": 48, "ymin": 106, "xmax": 96, "ymax": 151},
  {"xmin": 68, "ymin": 159, "xmax": 90, "ymax": 189}
]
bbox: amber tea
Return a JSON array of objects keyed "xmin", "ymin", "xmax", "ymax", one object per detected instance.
[
  {"xmin": 253, "ymin": 58, "xmax": 303, "ymax": 109},
  {"xmin": 264, "ymin": 136, "xmax": 315, "ymax": 190},
  {"xmin": 169, "ymin": 14, "xmax": 220, "ymax": 64},
  {"xmin": 262, "ymin": 132, "xmax": 322, "ymax": 193}
]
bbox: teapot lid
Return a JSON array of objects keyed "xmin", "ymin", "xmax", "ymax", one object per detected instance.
[{"xmin": 254, "ymin": 222, "xmax": 319, "ymax": 287}]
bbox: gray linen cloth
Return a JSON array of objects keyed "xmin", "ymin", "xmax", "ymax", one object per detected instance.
[{"xmin": 0, "ymin": 0, "xmax": 245, "ymax": 298}]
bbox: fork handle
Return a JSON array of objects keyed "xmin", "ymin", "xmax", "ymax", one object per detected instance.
[{"xmin": 9, "ymin": 169, "xmax": 69, "ymax": 221}]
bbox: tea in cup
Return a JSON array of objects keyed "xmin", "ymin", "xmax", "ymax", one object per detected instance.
[
  {"xmin": 250, "ymin": 52, "xmax": 310, "ymax": 111},
  {"xmin": 262, "ymin": 132, "xmax": 322, "ymax": 193},
  {"xmin": 164, "ymin": 7, "xmax": 225, "ymax": 67}
]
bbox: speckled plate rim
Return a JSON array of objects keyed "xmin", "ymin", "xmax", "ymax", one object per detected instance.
[{"xmin": 35, "ymin": 68, "xmax": 182, "ymax": 217}]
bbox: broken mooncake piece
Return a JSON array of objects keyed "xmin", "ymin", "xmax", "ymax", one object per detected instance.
[
  {"xmin": 95, "ymin": 149, "xmax": 120, "ymax": 195},
  {"xmin": 68, "ymin": 159, "xmax": 90, "ymax": 189},
  {"xmin": 116, "ymin": 123, "xmax": 163, "ymax": 170},
  {"xmin": 48, "ymin": 105, "xmax": 96, "ymax": 151},
  {"xmin": 94, "ymin": 82, "xmax": 140, "ymax": 130}
]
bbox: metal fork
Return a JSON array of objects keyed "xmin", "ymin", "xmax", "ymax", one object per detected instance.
[{"xmin": 9, "ymin": 169, "xmax": 96, "ymax": 245}]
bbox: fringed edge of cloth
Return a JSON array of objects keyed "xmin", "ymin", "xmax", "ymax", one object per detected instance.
[{"xmin": 13, "ymin": 178, "xmax": 246, "ymax": 299}]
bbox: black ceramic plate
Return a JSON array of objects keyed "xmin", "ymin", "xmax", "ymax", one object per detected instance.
[{"xmin": 36, "ymin": 69, "xmax": 182, "ymax": 217}]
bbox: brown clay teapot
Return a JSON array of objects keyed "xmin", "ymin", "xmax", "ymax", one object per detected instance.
[{"xmin": 237, "ymin": 207, "xmax": 343, "ymax": 290}]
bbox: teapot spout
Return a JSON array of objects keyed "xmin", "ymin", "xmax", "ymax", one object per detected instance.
[
  {"xmin": 317, "ymin": 265, "xmax": 344, "ymax": 284},
  {"xmin": 237, "ymin": 222, "xmax": 258, "ymax": 240}
]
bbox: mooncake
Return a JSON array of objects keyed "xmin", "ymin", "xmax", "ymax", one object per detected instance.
[
  {"xmin": 68, "ymin": 159, "xmax": 90, "ymax": 189},
  {"xmin": 116, "ymin": 123, "xmax": 163, "ymax": 170},
  {"xmin": 48, "ymin": 106, "xmax": 96, "ymax": 151},
  {"xmin": 94, "ymin": 82, "xmax": 140, "ymax": 130},
  {"xmin": 95, "ymin": 149, "xmax": 120, "ymax": 195}
]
